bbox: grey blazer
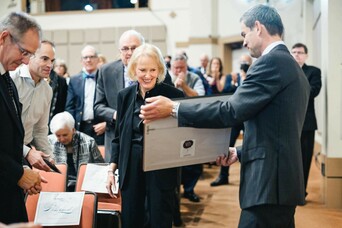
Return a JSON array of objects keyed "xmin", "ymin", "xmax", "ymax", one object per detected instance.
[
  {"xmin": 178, "ymin": 44, "xmax": 310, "ymax": 209},
  {"xmin": 94, "ymin": 60, "xmax": 125, "ymax": 161}
]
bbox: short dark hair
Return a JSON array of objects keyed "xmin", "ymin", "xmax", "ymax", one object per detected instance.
[
  {"xmin": 240, "ymin": 4, "xmax": 284, "ymax": 37},
  {"xmin": 292, "ymin": 43, "xmax": 308, "ymax": 54},
  {"xmin": 41, "ymin": 40, "xmax": 55, "ymax": 48}
]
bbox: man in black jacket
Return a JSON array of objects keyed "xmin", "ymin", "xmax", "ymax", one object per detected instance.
[{"xmin": 291, "ymin": 42, "xmax": 322, "ymax": 198}]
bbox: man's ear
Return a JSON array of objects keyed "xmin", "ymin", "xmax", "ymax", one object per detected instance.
[
  {"xmin": 254, "ymin": 21, "xmax": 262, "ymax": 34},
  {"xmin": 0, "ymin": 30, "xmax": 10, "ymax": 45}
]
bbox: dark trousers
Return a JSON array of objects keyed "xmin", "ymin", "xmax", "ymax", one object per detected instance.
[
  {"xmin": 218, "ymin": 123, "xmax": 244, "ymax": 179},
  {"xmin": 80, "ymin": 120, "xmax": 104, "ymax": 145},
  {"xmin": 239, "ymin": 204, "xmax": 296, "ymax": 228},
  {"xmin": 182, "ymin": 164, "xmax": 203, "ymax": 193},
  {"xmin": 121, "ymin": 145, "xmax": 174, "ymax": 228},
  {"xmin": 300, "ymin": 130, "xmax": 315, "ymax": 194}
]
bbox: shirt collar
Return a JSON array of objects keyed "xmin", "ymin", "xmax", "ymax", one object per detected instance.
[
  {"xmin": 262, "ymin": 41, "xmax": 285, "ymax": 56},
  {"xmin": 0, "ymin": 62, "xmax": 5, "ymax": 75}
]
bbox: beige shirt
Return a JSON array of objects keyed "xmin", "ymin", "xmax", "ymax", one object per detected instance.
[{"xmin": 10, "ymin": 64, "xmax": 53, "ymax": 158}]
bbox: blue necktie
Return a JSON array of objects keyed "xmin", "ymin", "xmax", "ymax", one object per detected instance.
[{"xmin": 85, "ymin": 74, "xmax": 95, "ymax": 79}]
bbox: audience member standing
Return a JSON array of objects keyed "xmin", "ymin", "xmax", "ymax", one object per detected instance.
[
  {"xmin": 106, "ymin": 44, "xmax": 184, "ymax": 228},
  {"xmin": 94, "ymin": 29, "xmax": 145, "ymax": 161},
  {"xmin": 48, "ymin": 69, "xmax": 68, "ymax": 125},
  {"xmin": 11, "ymin": 40, "xmax": 56, "ymax": 171},
  {"xmin": 207, "ymin": 57, "xmax": 226, "ymax": 94},
  {"xmin": 66, "ymin": 45, "xmax": 106, "ymax": 146},
  {"xmin": 140, "ymin": 4, "xmax": 311, "ymax": 227},
  {"xmin": 291, "ymin": 42, "xmax": 322, "ymax": 199},
  {"xmin": 97, "ymin": 53, "xmax": 107, "ymax": 68},
  {"xmin": 198, "ymin": 53, "xmax": 209, "ymax": 76},
  {"xmin": 54, "ymin": 58, "xmax": 70, "ymax": 84},
  {"xmin": 0, "ymin": 12, "xmax": 44, "ymax": 224},
  {"xmin": 170, "ymin": 54, "xmax": 205, "ymax": 203}
]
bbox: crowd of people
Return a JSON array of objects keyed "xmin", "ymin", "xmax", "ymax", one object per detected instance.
[{"xmin": 0, "ymin": 3, "xmax": 321, "ymax": 228}]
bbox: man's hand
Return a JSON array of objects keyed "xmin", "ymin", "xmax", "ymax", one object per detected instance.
[
  {"xmin": 174, "ymin": 72, "xmax": 186, "ymax": 89},
  {"xmin": 216, "ymin": 147, "xmax": 239, "ymax": 166},
  {"xmin": 17, "ymin": 167, "xmax": 47, "ymax": 195},
  {"xmin": 26, "ymin": 147, "xmax": 53, "ymax": 171},
  {"xmin": 139, "ymin": 96, "xmax": 174, "ymax": 123},
  {"xmin": 93, "ymin": 122, "xmax": 106, "ymax": 135}
]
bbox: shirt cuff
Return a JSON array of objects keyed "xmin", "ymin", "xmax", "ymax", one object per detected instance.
[
  {"xmin": 171, "ymin": 102, "xmax": 180, "ymax": 118},
  {"xmin": 23, "ymin": 145, "xmax": 31, "ymax": 158}
]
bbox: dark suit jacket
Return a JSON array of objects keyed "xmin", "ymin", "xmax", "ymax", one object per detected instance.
[
  {"xmin": 94, "ymin": 60, "xmax": 125, "ymax": 161},
  {"xmin": 94, "ymin": 60, "xmax": 174, "ymax": 161},
  {"xmin": 0, "ymin": 73, "xmax": 27, "ymax": 223},
  {"xmin": 222, "ymin": 73, "xmax": 241, "ymax": 94},
  {"xmin": 49, "ymin": 70, "xmax": 68, "ymax": 123},
  {"xmin": 178, "ymin": 44, "xmax": 310, "ymax": 209},
  {"xmin": 302, "ymin": 64, "xmax": 321, "ymax": 131},
  {"xmin": 110, "ymin": 83, "xmax": 184, "ymax": 189},
  {"xmin": 65, "ymin": 71, "xmax": 101, "ymax": 130}
]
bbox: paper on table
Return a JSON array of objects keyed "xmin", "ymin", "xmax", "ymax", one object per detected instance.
[
  {"xmin": 34, "ymin": 192, "xmax": 84, "ymax": 226},
  {"xmin": 81, "ymin": 163, "xmax": 119, "ymax": 194}
]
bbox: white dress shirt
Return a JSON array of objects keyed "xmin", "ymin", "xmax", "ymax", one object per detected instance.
[{"xmin": 10, "ymin": 65, "xmax": 53, "ymax": 157}]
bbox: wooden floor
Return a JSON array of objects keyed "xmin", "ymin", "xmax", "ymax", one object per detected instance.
[{"xmin": 176, "ymin": 142, "xmax": 342, "ymax": 228}]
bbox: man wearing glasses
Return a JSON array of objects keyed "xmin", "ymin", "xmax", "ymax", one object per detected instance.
[
  {"xmin": 94, "ymin": 29, "xmax": 145, "ymax": 161},
  {"xmin": 291, "ymin": 43, "xmax": 322, "ymax": 201},
  {"xmin": 11, "ymin": 40, "xmax": 56, "ymax": 172},
  {"xmin": 0, "ymin": 12, "xmax": 44, "ymax": 224},
  {"xmin": 65, "ymin": 45, "xmax": 106, "ymax": 146}
]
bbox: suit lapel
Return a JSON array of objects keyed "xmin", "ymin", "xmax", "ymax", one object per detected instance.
[
  {"xmin": 0, "ymin": 75, "xmax": 24, "ymax": 135},
  {"xmin": 114, "ymin": 61, "xmax": 124, "ymax": 90},
  {"xmin": 79, "ymin": 74, "xmax": 86, "ymax": 107}
]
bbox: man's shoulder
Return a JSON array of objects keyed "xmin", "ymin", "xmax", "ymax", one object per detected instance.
[
  {"xmin": 102, "ymin": 59, "xmax": 123, "ymax": 70},
  {"xmin": 188, "ymin": 71, "xmax": 201, "ymax": 79},
  {"xmin": 303, "ymin": 64, "xmax": 321, "ymax": 73}
]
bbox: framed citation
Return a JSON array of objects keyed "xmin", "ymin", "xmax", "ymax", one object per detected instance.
[{"xmin": 143, "ymin": 95, "xmax": 232, "ymax": 171}]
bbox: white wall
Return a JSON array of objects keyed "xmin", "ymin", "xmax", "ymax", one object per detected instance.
[
  {"xmin": 3, "ymin": 0, "xmax": 342, "ymax": 158},
  {"xmin": 321, "ymin": 0, "xmax": 342, "ymax": 157}
]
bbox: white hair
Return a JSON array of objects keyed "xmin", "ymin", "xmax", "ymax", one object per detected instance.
[{"xmin": 50, "ymin": 112, "xmax": 75, "ymax": 134}]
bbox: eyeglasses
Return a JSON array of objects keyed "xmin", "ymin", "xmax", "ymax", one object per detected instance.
[
  {"xmin": 9, "ymin": 33, "xmax": 35, "ymax": 59},
  {"xmin": 82, "ymin": 55, "xmax": 98, "ymax": 60},
  {"xmin": 291, "ymin": 51, "xmax": 306, "ymax": 55},
  {"xmin": 120, "ymin": 46, "xmax": 137, "ymax": 53}
]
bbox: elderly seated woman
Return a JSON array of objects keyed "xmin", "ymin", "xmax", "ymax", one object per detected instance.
[{"xmin": 48, "ymin": 111, "xmax": 104, "ymax": 191}]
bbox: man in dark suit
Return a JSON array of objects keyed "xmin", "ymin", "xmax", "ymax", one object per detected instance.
[
  {"xmin": 0, "ymin": 12, "xmax": 44, "ymax": 224},
  {"xmin": 94, "ymin": 30, "xmax": 173, "ymax": 162},
  {"xmin": 94, "ymin": 30, "xmax": 146, "ymax": 161},
  {"xmin": 66, "ymin": 45, "xmax": 105, "ymax": 146},
  {"xmin": 48, "ymin": 70, "xmax": 68, "ymax": 125},
  {"xmin": 140, "ymin": 4, "xmax": 310, "ymax": 227},
  {"xmin": 291, "ymin": 43, "xmax": 322, "ymax": 198}
]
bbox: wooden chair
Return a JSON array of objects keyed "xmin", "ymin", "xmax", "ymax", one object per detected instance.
[
  {"xmin": 25, "ymin": 191, "xmax": 97, "ymax": 228},
  {"xmin": 76, "ymin": 163, "xmax": 121, "ymax": 227}
]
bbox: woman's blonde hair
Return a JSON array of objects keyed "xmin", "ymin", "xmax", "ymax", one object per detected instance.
[{"xmin": 127, "ymin": 43, "xmax": 166, "ymax": 84}]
